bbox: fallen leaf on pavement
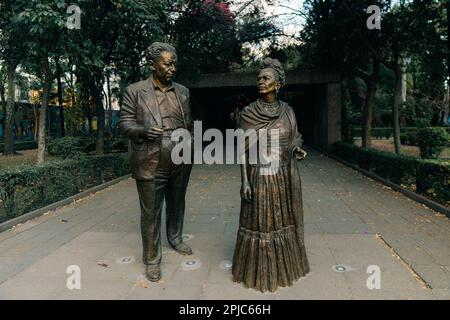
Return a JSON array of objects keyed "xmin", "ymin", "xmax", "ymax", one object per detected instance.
[
  {"xmin": 136, "ymin": 278, "xmax": 149, "ymax": 288},
  {"xmin": 97, "ymin": 261, "xmax": 109, "ymax": 268}
]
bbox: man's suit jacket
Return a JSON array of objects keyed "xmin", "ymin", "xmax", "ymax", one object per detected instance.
[{"xmin": 119, "ymin": 77, "xmax": 193, "ymax": 180}]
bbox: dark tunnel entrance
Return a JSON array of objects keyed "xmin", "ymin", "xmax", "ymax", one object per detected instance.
[
  {"xmin": 183, "ymin": 70, "xmax": 341, "ymax": 151},
  {"xmin": 190, "ymin": 84, "xmax": 329, "ymax": 149}
]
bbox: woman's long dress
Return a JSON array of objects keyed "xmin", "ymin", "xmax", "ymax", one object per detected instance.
[{"xmin": 232, "ymin": 100, "xmax": 310, "ymax": 293}]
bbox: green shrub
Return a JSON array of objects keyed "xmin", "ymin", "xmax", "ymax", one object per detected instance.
[
  {"xmin": 47, "ymin": 136, "xmax": 87, "ymax": 158},
  {"xmin": 47, "ymin": 136, "xmax": 128, "ymax": 157},
  {"xmin": 414, "ymin": 98, "xmax": 434, "ymax": 128},
  {"xmin": 370, "ymin": 150, "xmax": 417, "ymax": 185},
  {"xmin": 332, "ymin": 142, "xmax": 449, "ymax": 206},
  {"xmin": 81, "ymin": 137, "xmax": 97, "ymax": 153},
  {"xmin": 351, "ymin": 127, "xmax": 418, "ymax": 140},
  {"xmin": 0, "ymin": 154, "xmax": 130, "ymax": 222},
  {"xmin": 0, "ymin": 140, "xmax": 38, "ymax": 153},
  {"xmin": 416, "ymin": 127, "xmax": 450, "ymax": 159},
  {"xmin": 416, "ymin": 160, "xmax": 450, "ymax": 205},
  {"xmin": 112, "ymin": 138, "xmax": 128, "ymax": 152},
  {"xmin": 332, "ymin": 141, "xmax": 361, "ymax": 164},
  {"xmin": 332, "ymin": 142, "xmax": 416, "ymax": 184},
  {"xmin": 400, "ymin": 131, "xmax": 418, "ymax": 146}
]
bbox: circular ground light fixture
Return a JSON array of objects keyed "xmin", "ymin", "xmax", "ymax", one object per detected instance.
[
  {"xmin": 181, "ymin": 258, "xmax": 202, "ymax": 271},
  {"xmin": 116, "ymin": 256, "xmax": 134, "ymax": 265},
  {"xmin": 219, "ymin": 260, "xmax": 233, "ymax": 270},
  {"xmin": 182, "ymin": 234, "xmax": 194, "ymax": 242},
  {"xmin": 333, "ymin": 265, "xmax": 348, "ymax": 273}
]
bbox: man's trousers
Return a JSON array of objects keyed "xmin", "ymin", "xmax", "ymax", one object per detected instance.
[{"xmin": 135, "ymin": 135, "xmax": 192, "ymax": 266}]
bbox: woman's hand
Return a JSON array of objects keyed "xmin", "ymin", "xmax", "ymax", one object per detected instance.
[
  {"xmin": 294, "ymin": 146, "xmax": 307, "ymax": 160},
  {"xmin": 240, "ymin": 180, "xmax": 252, "ymax": 202}
]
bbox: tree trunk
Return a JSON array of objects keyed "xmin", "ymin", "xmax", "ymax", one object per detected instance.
[
  {"xmin": 348, "ymin": 76, "xmax": 363, "ymax": 110},
  {"xmin": 3, "ymin": 62, "xmax": 17, "ymax": 155},
  {"xmin": 444, "ymin": 85, "xmax": 449, "ymax": 125},
  {"xmin": 81, "ymin": 99, "xmax": 87, "ymax": 134},
  {"xmin": 0, "ymin": 76, "xmax": 6, "ymax": 140},
  {"xmin": 87, "ymin": 103, "xmax": 93, "ymax": 134},
  {"xmin": 347, "ymin": 76, "xmax": 363, "ymax": 143},
  {"xmin": 399, "ymin": 58, "xmax": 408, "ymax": 127},
  {"xmin": 392, "ymin": 65, "xmax": 402, "ymax": 154},
  {"xmin": 37, "ymin": 61, "xmax": 52, "ymax": 165},
  {"xmin": 33, "ymin": 104, "xmax": 38, "ymax": 141},
  {"xmin": 93, "ymin": 85, "xmax": 105, "ymax": 154},
  {"xmin": 56, "ymin": 61, "xmax": 65, "ymax": 137},
  {"xmin": 67, "ymin": 69, "xmax": 76, "ymax": 136},
  {"xmin": 401, "ymin": 65, "xmax": 407, "ymax": 103},
  {"xmin": 361, "ymin": 59, "xmax": 380, "ymax": 149},
  {"xmin": 447, "ymin": 0, "xmax": 450, "ymax": 125},
  {"xmin": 341, "ymin": 80, "xmax": 351, "ymax": 143},
  {"xmin": 106, "ymin": 75, "xmax": 113, "ymax": 138},
  {"xmin": 362, "ymin": 79, "xmax": 376, "ymax": 149}
]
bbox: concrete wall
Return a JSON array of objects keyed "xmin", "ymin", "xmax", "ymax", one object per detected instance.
[
  {"xmin": 325, "ymin": 83, "xmax": 342, "ymax": 149},
  {"xmin": 182, "ymin": 69, "xmax": 341, "ymax": 88},
  {"xmin": 183, "ymin": 70, "xmax": 341, "ymax": 150}
]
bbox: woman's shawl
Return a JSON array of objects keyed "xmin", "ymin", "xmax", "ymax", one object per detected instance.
[{"xmin": 238, "ymin": 100, "xmax": 306, "ymax": 234}]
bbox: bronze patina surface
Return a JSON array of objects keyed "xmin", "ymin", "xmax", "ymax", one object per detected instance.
[
  {"xmin": 232, "ymin": 58, "xmax": 310, "ymax": 292},
  {"xmin": 119, "ymin": 42, "xmax": 194, "ymax": 282}
]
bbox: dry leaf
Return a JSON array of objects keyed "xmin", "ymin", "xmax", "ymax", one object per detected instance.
[
  {"xmin": 97, "ymin": 261, "xmax": 109, "ymax": 268},
  {"xmin": 136, "ymin": 278, "xmax": 149, "ymax": 288}
]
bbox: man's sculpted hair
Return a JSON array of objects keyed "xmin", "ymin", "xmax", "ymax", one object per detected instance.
[{"xmin": 146, "ymin": 42, "xmax": 177, "ymax": 64}]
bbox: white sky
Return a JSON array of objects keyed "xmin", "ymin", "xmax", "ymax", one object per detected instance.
[
  {"xmin": 265, "ymin": 0, "xmax": 305, "ymax": 39},
  {"xmin": 230, "ymin": 0, "xmax": 306, "ymax": 60},
  {"xmin": 233, "ymin": 0, "xmax": 305, "ymax": 37}
]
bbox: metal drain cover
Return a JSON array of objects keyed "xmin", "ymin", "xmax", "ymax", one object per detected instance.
[
  {"xmin": 116, "ymin": 256, "xmax": 134, "ymax": 265},
  {"xmin": 219, "ymin": 260, "xmax": 233, "ymax": 270},
  {"xmin": 181, "ymin": 258, "xmax": 202, "ymax": 271}
]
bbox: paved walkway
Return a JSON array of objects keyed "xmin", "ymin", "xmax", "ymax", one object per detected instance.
[{"xmin": 0, "ymin": 150, "xmax": 449, "ymax": 300}]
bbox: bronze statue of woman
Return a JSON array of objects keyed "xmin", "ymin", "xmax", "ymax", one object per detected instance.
[{"xmin": 232, "ymin": 58, "xmax": 310, "ymax": 292}]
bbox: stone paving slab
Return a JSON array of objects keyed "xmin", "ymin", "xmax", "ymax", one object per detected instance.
[
  {"xmin": 0, "ymin": 150, "xmax": 449, "ymax": 299},
  {"xmin": 0, "ymin": 231, "xmax": 431, "ymax": 300}
]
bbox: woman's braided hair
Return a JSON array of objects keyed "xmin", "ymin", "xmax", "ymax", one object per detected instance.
[{"xmin": 259, "ymin": 57, "xmax": 285, "ymax": 88}]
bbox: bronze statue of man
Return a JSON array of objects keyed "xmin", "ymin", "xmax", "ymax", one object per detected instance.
[{"xmin": 119, "ymin": 42, "xmax": 193, "ymax": 282}]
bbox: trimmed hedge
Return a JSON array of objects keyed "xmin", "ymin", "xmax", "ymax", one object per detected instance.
[
  {"xmin": 416, "ymin": 160, "xmax": 450, "ymax": 205},
  {"xmin": 400, "ymin": 131, "xmax": 418, "ymax": 146},
  {"xmin": 0, "ymin": 154, "xmax": 130, "ymax": 222},
  {"xmin": 333, "ymin": 142, "xmax": 449, "ymax": 206},
  {"xmin": 0, "ymin": 136, "xmax": 128, "ymax": 155},
  {"xmin": 47, "ymin": 136, "xmax": 128, "ymax": 158},
  {"xmin": 0, "ymin": 140, "xmax": 38, "ymax": 153},
  {"xmin": 352, "ymin": 127, "xmax": 418, "ymax": 140},
  {"xmin": 416, "ymin": 127, "xmax": 450, "ymax": 159},
  {"xmin": 352, "ymin": 127, "xmax": 450, "ymax": 140},
  {"xmin": 47, "ymin": 136, "xmax": 88, "ymax": 158}
]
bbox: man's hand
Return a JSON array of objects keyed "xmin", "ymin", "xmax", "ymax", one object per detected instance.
[{"xmin": 145, "ymin": 126, "xmax": 164, "ymax": 140}]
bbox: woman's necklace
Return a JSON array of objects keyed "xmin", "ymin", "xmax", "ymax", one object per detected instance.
[{"xmin": 258, "ymin": 98, "xmax": 279, "ymax": 110}]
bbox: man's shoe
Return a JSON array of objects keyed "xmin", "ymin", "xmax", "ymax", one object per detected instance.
[
  {"xmin": 145, "ymin": 264, "xmax": 161, "ymax": 282},
  {"xmin": 170, "ymin": 242, "xmax": 193, "ymax": 256}
]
